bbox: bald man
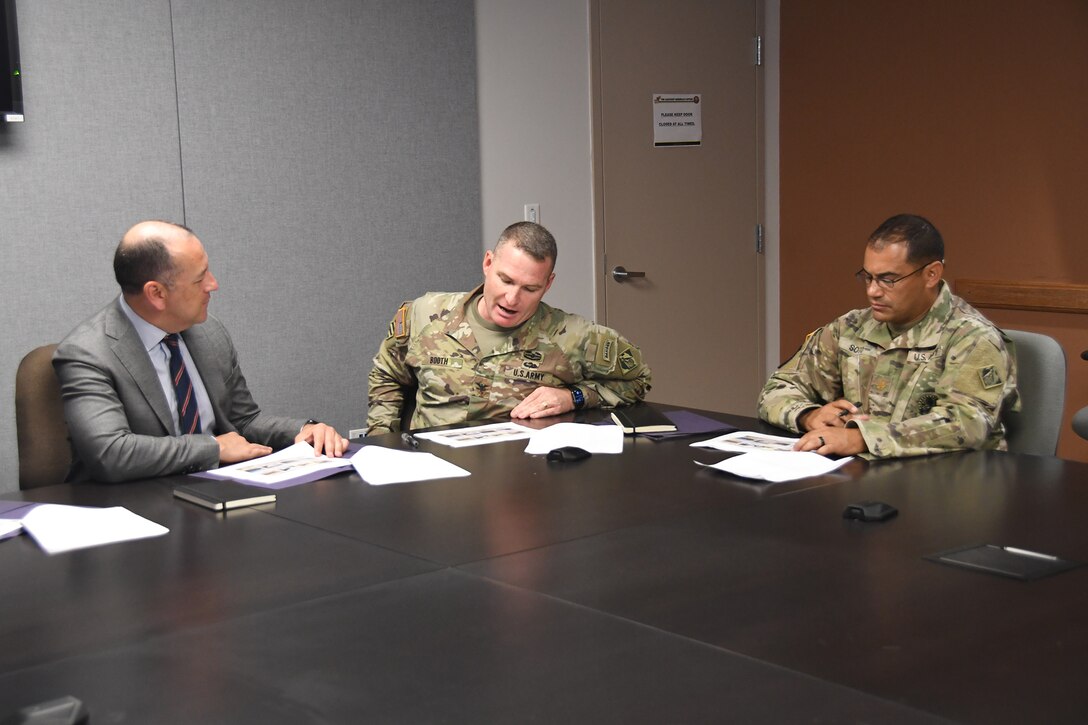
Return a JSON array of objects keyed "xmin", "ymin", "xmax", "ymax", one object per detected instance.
[{"xmin": 53, "ymin": 221, "xmax": 347, "ymax": 483}]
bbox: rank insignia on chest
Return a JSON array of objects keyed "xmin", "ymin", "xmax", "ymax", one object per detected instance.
[
  {"xmin": 874, "ymin": 378, "xmax": 889, "ymax": 392},
  {"xmin": 979, "ymin": 365, "xmax": 1003, "ymax": 389}
]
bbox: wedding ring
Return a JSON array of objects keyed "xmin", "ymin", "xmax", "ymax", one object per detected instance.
[{"xmin": 818, "ymin": 436, "xmax": 826, "ymax": 447}]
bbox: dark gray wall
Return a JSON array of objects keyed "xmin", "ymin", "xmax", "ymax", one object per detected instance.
[{"xmin": 0, "ymin": 0, "xmax": 482, "ymax": 492}]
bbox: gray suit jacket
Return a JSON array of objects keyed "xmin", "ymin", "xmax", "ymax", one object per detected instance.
[{"xmin": 53, "ymin": 300, "xmax": 307, "ymax": 483}]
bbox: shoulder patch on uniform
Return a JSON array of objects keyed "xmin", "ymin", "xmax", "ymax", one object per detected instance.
[
  {"xmin": 619, "ymin": 347, "xmax": 637, "ymax": 372},
  {"xmin": 599, "ymin": 338, "xmax": 614, "ymax": 365},
  {"xmin": 978, "ymin": 365, "xmax": 1003, "ymax": 389},
  {"xmin": 387, "ymin": 303, "xmax": 410, "ymax": 340},
  {"xmin": 803, "ymin": 327, "xmax": 823, "ymax": 354}
]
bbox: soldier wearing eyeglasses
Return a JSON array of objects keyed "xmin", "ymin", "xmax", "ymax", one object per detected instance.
[{"xmin": 758, "ymin": 214, "xmax": 1020, "ymax": 458}]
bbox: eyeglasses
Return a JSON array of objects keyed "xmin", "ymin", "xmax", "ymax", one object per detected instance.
[{"xmin": 855, "ymin": 260, "xmax": 942, "ymax": 290}]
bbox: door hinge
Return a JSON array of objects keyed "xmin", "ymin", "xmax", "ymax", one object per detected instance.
[
  {"xmin": 754, "ymin": 35, "xmax": 763, "ymax": 67},
  {"xmin": 755, "ymin": 223, "xmax": 764, "ymax": 254}
]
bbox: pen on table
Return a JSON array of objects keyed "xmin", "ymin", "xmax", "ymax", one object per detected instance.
[
  {"xmin": 401, "ymin": 432, "xmax": 420, "ymax": 449},
  {"xmin": 1003, "ymin": 546, "xmax": 1058, "ymax": 561}
]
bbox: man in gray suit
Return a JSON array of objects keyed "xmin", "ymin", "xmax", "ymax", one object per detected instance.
[{"xmin": 54, "ymin": 220, "xmax": 348, "ymax": 483}]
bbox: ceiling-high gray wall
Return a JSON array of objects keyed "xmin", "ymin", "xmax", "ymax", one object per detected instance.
[{"xmin": 0, "ymin": 0, "xmax": 482, "ymax": 492}]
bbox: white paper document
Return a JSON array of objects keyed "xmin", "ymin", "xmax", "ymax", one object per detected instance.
[
  {"xmin": 204, "ymin": 441, "xmax": 354, "ymax": 486},
  {"xmin": 351, "ymin": 445, "xmax": 470, "ymax": 486},
  {"xmin": 697, "ymin": 451, "xmax": 854, "ymax": 483},
  {"xmin": 0, "ymin": 519, "xmax": 22, "ymax": 540},
  {"xmin": 0, "ymin": 500, "xmax": 33, "ymax": 541},
  {"xmin": 415, "ymin": 422, "xmax": 534, "ymax": 448},
  {"xmin": 691, "ymin": 430, "xmax": 800, "ymax": 453},
  {"xmin": 22, "ymin": 504, "xmax": 169, "ymax": 555},
  {"xmin": 524, "ymin": 422, "xmax": 624, "ymax": 455}
]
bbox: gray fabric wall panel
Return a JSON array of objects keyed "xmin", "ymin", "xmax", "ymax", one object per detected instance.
[
  {"xmin": 0, "ymin": 1, "xmax": 183, "ymax": 493},
  {"xmin": 0, "ymin": 0, "xmax": 480, "ymax": 491},
  {"xmin": 170, "ymin": 0, "xmax": 481, "ymax": 438}
]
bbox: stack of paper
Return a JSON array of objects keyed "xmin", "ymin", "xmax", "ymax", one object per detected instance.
[
  {"xmin": 524, "ymin": 422, "xmax": 624, "ymax": 455},
  {"xmin": 21, "ymin": 504, "xmax": 169, "ymax": 555},
  {"xmin": 697, "ymin": 451, "xmax": 853, "ymax": 483},
  {"xmin": 691, "ymin": 430, "xmax": 800, "ymax": 453},
  {"xmin": 199, "ymin": 441, "xmax": 354, "ymax": 488},
  {"xmin": 351, "ymin": 446, "xmax": 470, "ymax": 486},
  {"xmin": 415, "ymin": 422, "xmax": 534, "ymax": 448},
  {"xmin": 0, "ymin": 519, "xmax": 22, "ymax": 541},
  {"xmin": 0, "ymin": 500, "xmax": 32, "ymax": 541}
]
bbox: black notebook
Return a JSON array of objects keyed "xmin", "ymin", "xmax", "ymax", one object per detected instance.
[
  {"xmin": 173, "ymin": 480, "xmax": 277, "ymax": 512},
  {"xmin": 926, "ymin": 543, "xmax": 1082, "ymax": 581},
  {"xmin": 610, "ymin": 404, "xmax": 678, "ymax": 434}
]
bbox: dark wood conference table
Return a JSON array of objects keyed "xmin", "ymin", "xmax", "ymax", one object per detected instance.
[{"xmin": 1, "ymin": 407, "xmax": 1086, "ymax": 724}]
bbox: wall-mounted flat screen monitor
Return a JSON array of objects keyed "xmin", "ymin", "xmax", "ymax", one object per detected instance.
[{"xmin": 1, "ymin": 0, "xmax": 23, "ymax": 122}]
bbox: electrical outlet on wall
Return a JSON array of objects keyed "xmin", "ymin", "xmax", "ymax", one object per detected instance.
[{"xmin": 523, "ymin": 203, "xmax": 540, "ymax": 223}]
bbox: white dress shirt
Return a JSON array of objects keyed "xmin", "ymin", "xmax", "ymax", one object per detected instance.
[{"xmin": 118, "ymin": 295, "xmax": 218, "ymax": 436}]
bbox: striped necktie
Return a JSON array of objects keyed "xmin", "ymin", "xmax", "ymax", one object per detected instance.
[{"xmin": 163, "ymin": 333, "xmax": 202, "ymax": 435}]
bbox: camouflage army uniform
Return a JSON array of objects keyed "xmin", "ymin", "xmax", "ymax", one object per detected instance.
[
  {"xmin": 367, "ymin": 286, "xmax": 652, "ymax": 434},
  {"xmin": 757, "ymin": 282, "xmax": 1019, "ymax": 458}
]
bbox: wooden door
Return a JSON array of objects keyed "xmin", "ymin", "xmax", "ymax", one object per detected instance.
[{"xmin": 593, "ymin": 0, "xmax": 763, "ymax": 414}]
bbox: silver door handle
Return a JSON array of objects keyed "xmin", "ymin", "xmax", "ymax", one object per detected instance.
[{"xmin": 611, "ymin": 266, "xmax": 646, "ymax": 282}]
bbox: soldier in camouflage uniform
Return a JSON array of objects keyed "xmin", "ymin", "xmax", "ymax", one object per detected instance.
[
  {"xmin": 758, "ymin": 214, "xmax": 1019, "ymax": 459},
  {"xmin": 367, "ymin": 222, "xmax": 651, "ymax": 434}
]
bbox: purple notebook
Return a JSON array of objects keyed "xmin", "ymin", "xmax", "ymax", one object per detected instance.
[{"xmin": 643, "ymin": 410, "xmax": 738, "ymax": 440}]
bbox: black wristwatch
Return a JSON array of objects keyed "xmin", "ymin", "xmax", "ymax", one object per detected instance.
[{"xmin": 569, "ymin": 386, "xmax": 586, "ymax": 410}]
